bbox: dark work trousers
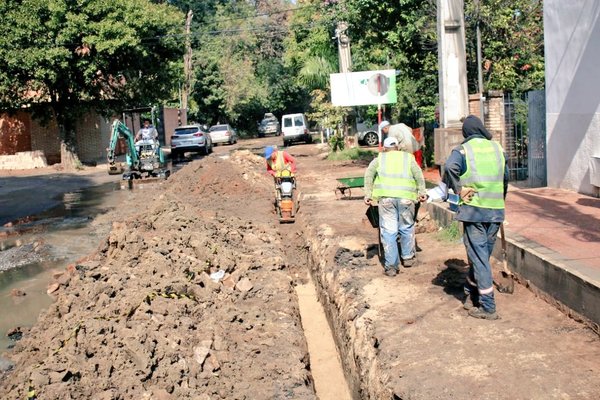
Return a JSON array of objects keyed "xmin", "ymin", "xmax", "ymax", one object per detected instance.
[{"xmin": 462, "ymin": 221, "xmax": 501, "ymax": 312}]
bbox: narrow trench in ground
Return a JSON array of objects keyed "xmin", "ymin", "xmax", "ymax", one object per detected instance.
[{"xmin": 279, "ymin": 224, "xmax": 354, "ymax": 400}]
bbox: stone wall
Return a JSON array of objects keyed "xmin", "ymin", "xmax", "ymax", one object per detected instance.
[{"xmin": 468, "ymin": 90, "xmax": 505, "ymax": 147}]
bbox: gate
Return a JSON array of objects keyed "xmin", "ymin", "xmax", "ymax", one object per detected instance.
[{"xmin": 503, "ymin": 91, "xmax": 547, "ymax": 187}]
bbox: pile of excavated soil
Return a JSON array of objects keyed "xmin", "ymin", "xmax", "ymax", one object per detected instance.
[{"xmin": 1, "ymin": 151, "xmax": 316, "ymax": 399}]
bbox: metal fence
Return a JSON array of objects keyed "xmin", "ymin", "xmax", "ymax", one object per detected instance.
[{"xmin": 503, "ymin": 91, "xmax": 547, "ymax": 187}]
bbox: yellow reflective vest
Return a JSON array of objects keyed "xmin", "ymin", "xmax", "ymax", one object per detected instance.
[
  {"xmin": 459, "ymin": 138, "xmax": 505, "ymax": 209},
  {"xmin": 372, "ymin": 151, "xmax": 417, "ymax": 201}
]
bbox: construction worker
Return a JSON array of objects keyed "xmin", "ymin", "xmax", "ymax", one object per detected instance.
[
  {"xmin": 135, "ymin": 119, "xmax": 159, "ymax": 154},
  {"xmin": 442, "ymin": 115, "xmax": 508, "ymax": 320},
  {"xmin": 364, "ymin": 137, "xmax": 427, "ymax": 277},
  {"xmin": 265, "ymin": 146, "xmax": 296, "ymax": 178},
  {"xmin": 379, "ymin": 121, "xmax": 420, "ymax": 154}
]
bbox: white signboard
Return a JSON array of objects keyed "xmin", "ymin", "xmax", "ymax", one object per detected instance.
[{"xmin": 330, "ymin": 70, "xmax": 397, "ymax": 107}]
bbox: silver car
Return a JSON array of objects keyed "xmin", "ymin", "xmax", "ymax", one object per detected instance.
[
  {"xmin": 209, "ymin": 124, "xmax": 238, "ymax": 145},
  {"xmin": 170, "ymin": 125, "xmax": 213, "ymax": 157}
]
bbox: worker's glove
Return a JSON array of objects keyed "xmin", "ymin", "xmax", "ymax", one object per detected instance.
[{"xmin": 459, "ymin": 187, "xmax": 477, "ymax": 203}]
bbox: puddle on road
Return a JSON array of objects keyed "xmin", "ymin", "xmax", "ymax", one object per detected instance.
[{"xmin": 0, "ymin": 181, "xmax": 138, "ymax": 351}]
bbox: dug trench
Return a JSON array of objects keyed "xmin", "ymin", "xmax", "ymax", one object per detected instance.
[{"xmin": 2, "ymin": 145, "xmax": 600, "ymax": 399}]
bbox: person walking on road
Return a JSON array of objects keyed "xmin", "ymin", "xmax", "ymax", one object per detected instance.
[
  {"xmin": 364, "ymin": 137, "xmax": 427, "ymax": 277},
  {"xmin": 442, "ymin": 115, "xmax": 508, "ymax": 320}
]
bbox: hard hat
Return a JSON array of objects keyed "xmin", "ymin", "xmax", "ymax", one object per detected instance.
[
  {"xmin": 379, "ymin": 120, "xmax": 391, "ymax": 131},
  {"xmin": 264, "ymin": 146, "xmax": 274, "ymax": 158},
  {"xmin": 383, "ymin": 137, "xmax": 398, "ymax": 148}
]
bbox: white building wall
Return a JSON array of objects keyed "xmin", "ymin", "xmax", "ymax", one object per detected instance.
[{"xmin": 545, "ymin": 1, "xmax": 600, "ymax": 195}]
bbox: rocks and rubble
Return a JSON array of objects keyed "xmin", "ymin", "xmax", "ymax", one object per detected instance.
[{"xmin": 0, "ymin": 155, "xmax": 316, "ymax": 399}]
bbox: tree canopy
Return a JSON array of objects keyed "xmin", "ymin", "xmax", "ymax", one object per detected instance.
[
  {"xmin": 0, "ymin": 0, "xmax": 184, "ymax": 145},
  {"xmin": 0, "ymin": 0, "xmax": 545, "ymax": 138}
]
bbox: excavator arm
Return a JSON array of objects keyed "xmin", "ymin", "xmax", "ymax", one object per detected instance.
[{"xmin": 107, "ymin": 120, "xmax": 140, "ymax": 175}]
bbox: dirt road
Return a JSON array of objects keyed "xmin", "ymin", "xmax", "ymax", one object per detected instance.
[{"xmin": 1, "ymin": 138, "xmax": 599, "ymax": 399}]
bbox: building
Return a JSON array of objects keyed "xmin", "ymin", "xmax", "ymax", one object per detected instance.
[{"xmin": 545, "ymin": 0, "xmax": 600, "ymax": 196}]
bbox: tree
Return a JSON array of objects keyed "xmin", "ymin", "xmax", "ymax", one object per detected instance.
[
  {"xmin": 0, "ymin": 0, "xmax": 184, "ymax": 168},
  {"xmin": 465, "ymin": 0, "xmax": 544, "ymax": 93}
]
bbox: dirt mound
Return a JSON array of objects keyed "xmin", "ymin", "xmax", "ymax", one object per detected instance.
[{"xmin": 1, "ymin": 152, "xmax": 316, "ymax": 399}]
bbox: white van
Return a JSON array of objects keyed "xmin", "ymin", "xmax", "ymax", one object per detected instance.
[{"xmin": 281, "ymin": 113, "xmax": 312, "ymax": 147}]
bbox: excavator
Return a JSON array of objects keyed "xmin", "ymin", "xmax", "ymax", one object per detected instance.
[{"xmin": 106, "ymin": 109, "xmax": 170, "ymax": 181}]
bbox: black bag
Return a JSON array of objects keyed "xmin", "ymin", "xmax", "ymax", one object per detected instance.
[{"xmin": 365, "ymin": 205, "xmax": 379, "ymax": 228}]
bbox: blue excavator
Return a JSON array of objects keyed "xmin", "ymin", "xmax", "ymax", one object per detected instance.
[{"xmin": 106, "ymin": 108, "xmax": 170, "ymax": 181}]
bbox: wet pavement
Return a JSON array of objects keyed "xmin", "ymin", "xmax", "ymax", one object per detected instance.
[{"xmin": 0, "ymin": 178, "xmax": 141, "ymax": 350}]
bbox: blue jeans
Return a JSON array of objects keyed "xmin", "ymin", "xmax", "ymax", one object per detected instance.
[
  {"xmin": 378, "ymin": 198, "xmax": 416, "ymax": 270},
  {"xmin": 463, "ymin": 222, "xmax": 501, "ymax": 312}
]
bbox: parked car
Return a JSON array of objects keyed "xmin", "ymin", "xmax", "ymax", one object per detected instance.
[
  {"xmin": 356, "ymin": 119, "xmax": 379, "ymax": 147},
  {"xmin": 258, "ymin": 113, "xmax": 280, "ymax": 137},
  {"xmin": 170, "ymin": 124, "xmax": 213, "ymax": 158},
  {"xmin": 209, "ymin": 124, "xmax": 238, "ymax": 145},
  {"xmin": 281, "ymin": 113, "xmax": 312, "ymax": 147},
  {"xmin": 357, "ymin": 129, "xmax": 380, "ymax": 147}
]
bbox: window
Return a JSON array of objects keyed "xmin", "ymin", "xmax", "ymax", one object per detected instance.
[
  {"xmin": 294, "ymin": 116, "xmax": 304, "ymax": 126},
  {"xmin": 283, "ymin": 118, "xmax": 293, "ymax": 128}
]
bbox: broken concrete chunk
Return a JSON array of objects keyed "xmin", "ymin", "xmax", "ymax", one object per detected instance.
[{"xmin": 236, "ymin": 277, "xmax": 253, "ymax": 292}]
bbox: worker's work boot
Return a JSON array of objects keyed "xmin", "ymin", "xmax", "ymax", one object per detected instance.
[
  {"xmin": 468, "ymin": 307, "xmax": 499, "ymax": 320},
  {"xmin": 462, "ymin": 295, "xmax": 479, "ymax": 310},
  {"xmin": 384, "ymin": 268, "xmax": 398, "ymax": 277},
  {"xmin": 402, "ymin": 256, "xmax": 417, "ymax": 267}
]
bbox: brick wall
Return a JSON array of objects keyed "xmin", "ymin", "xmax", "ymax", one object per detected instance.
[
  {"xmin": 0, "ymin": 111, "xmax": 31, "ymax": 155},
  {"xmin": 75, "ymin": 111, "xmax": 113, "ymax": 164},
  {"xmin": 468, "ymin": 90, "xmax": 506, "ymax": 148},
  {"xmin": 30, "ymin": 115, "xmax": 61, "ymax": 165}
]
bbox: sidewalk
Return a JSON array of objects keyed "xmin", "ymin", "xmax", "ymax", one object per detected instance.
[{"xmin": 423, "ymin": 167, "xmax": 600, "ymax": 326}]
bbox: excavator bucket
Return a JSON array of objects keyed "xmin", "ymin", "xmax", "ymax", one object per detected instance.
[{"xmin": 108, "ymin": 163, "xmax": 124, "ymax": 175}]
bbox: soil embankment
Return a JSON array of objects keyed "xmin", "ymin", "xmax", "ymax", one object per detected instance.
[{"xmin": 1, "ymin": 151, "xmax": 316, "ymax": 399}]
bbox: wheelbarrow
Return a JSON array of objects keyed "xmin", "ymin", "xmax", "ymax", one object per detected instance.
[{"xmin": 335, "ymin": 176, "xmax": 365, "ymax": 199}]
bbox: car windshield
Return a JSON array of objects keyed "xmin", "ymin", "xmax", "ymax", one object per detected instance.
[
  {"xmin": 210, "ymin": 125, "xmax": 227, "ymax": 131},
  {"xmin": 174, "ymin": 127, "xmax": 199, "ymax": 135}
]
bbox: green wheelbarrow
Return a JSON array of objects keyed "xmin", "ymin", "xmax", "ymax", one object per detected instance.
[{"xmin": 335, "ymin": 176, "xmax": 365, "ymax": 199}]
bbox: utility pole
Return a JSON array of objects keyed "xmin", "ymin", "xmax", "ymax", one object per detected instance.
[
  {"xmin": 475, "ymin": 0, "xmax": 485, "ymax": 123},
  {"xmin": 335, "ymin": 22, "xmax": 353, "ymax": 138},
  {"xmin": 335, "ymin": 21, "xmax": 352, "ymax": 73},
  {"xmin": 182, "ymin": 9, "xmax": 193, "ymax": 121}
]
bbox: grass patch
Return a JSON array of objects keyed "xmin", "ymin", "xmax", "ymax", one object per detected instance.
[
  {"xmin": 436, "ymin": 221, "xmax": 462, "ymax": 242},
  {"xmin": 327, "ymin": 147, "xmax": 377, "ymax": 161}
]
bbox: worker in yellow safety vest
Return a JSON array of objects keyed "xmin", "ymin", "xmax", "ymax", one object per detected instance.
[
  {"xmin": 442, "ymin": 115, "xmax": 508, "ymax": 320},
  {"xmin": 364, "ymin": 137, "xmax": 428, "ymax": 277}
]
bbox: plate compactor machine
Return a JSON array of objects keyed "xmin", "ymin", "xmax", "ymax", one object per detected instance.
[{"xmin": 274, "ymin": 170, "xmax": 299, "ymax": 223}]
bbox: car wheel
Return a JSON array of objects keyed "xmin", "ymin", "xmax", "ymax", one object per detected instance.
[
  {"xmin": 364, "ymin": 131, "xmax": 379, "ymax": 147},
  {"xmin": 283, "ymin": 139, "xmax": 289, "ymax": 147},
  {"xmin": 306, "ymin": 135, "xmax": 313, "ymax": 144}
]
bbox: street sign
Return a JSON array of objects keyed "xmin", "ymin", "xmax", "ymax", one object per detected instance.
[{"xmin": 330, "ymin": 69, "xmax": 397, "ymax": 107}]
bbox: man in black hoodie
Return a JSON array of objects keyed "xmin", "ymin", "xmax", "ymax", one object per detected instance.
[{"xmin": 443, "ymin": 115, "xmax": 508, "ymax": 320}]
